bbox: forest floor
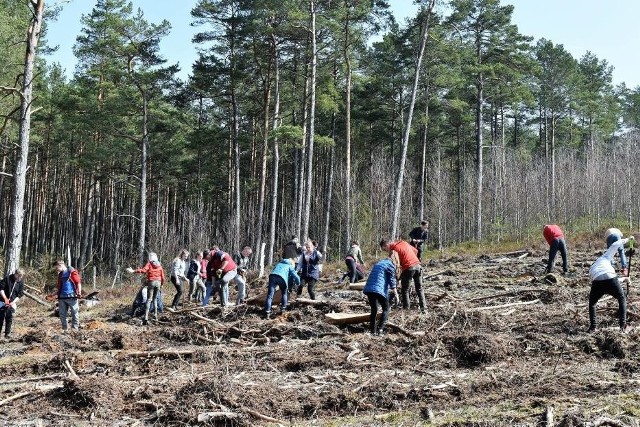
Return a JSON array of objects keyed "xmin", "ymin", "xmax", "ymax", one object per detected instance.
[{"xmin": 2, "ymin": 241, "xmax": 640, "ymax": 426}]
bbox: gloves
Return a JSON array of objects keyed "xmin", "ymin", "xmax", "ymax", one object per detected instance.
[
  {"xmin": 393, "ymin": 294, "xmax": 400, "ymax": 306},
  {"xmin": 125, "ymin": 267, "xmax": 134, "ymax": 274},
  {"xmin": 9, "ymin": 301, "xmax": 17, "ymax": 310}
]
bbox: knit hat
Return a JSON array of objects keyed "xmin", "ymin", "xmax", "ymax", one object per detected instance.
[{"xmin": 148, "ymin": 252, "xmax": 159, "ymax": 263}]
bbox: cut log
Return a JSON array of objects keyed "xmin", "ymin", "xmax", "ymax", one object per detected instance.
[
  {"xmin": 197, "ymin": 412, "xmax": 238, "ymax": 422},
  {"xmin": 347, "ymin": 283, "xmax": 365, "ymax": 291},
  {"xmin": 246, "ymin": 290, "xmax": 282, "ymax": 306},
  {"xmin": 325, "ymin": 312, "xmax": 374, "ymax": 325}
]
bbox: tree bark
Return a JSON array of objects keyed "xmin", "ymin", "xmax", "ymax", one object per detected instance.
[
  {"xmin": 5, "ymin": 0, "xmax": 45, "ymax": 275},
  {"xmin": 390, "ymin": 1, "xmax": 434, "ymax": 239}
]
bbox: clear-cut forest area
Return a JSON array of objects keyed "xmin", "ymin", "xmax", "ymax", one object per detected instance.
[{"xmin": 1, "ymin": 0, "xmax": 640, "ymax": 426}]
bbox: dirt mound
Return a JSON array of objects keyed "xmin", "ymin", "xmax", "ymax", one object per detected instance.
[{"xmin": 450, "ymin": 333, "xmax": 507, "ymax": 367}]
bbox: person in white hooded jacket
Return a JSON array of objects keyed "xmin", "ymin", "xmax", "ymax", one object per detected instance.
[{"xmin": 588, "ymin": 235, "xmax": 634, "ymax": 332}]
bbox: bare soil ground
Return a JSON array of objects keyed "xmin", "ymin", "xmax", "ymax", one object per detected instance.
[{"xmin": 2, "ymin": 244, "xmax": 640, "ymax": 426}]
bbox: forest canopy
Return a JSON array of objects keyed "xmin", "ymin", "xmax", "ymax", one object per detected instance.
[{"xmin": 1, "ymin": 0, "xmax": 639, "ymax": 275}]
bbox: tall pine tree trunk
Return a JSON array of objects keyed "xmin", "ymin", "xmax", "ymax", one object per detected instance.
[
  {"xmin": 301, "ymin": 0, "xmax": 317, "ymax": 242},
  {"xmin": 390, "ymin": 1, "xmax": 434, "ymax": 239},
  {"xmin": 5, "ymin": 0, "xmax": 44, "ymax": 275},
  {"xmin": 267, "ymin": 35, "xmax": 281, "ymax": 267}
]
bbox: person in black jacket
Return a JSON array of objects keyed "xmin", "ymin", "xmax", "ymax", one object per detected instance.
[
  {"xmin": 408, "ymin": 220, "xmax": 429, "ymax": 261},
  {"xmin": 0, "ymin": 269, "xmax": 25, "ymax": 340},
  {"xmin": 282, "ymin": 236, "xmax": 302, "ymax": 261}
]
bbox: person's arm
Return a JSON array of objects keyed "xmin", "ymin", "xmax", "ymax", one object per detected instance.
[
  {"xmin": 603, "ymin": 238, "xmax": 632, "ymax": 262},
  {"xmin": 387, "ymin": 263, "xmax": 399, "ymax": 304},
  {"xmin": 71, "ymin": 270, "xmax": 82, "ymax": 297},
  {"xmin": 0, "ymin": 280, "xmax": 8, "ymax": 305},
  {"xmin": 290, "ymin": 267, "xmax": 301, "ymax": 286}
]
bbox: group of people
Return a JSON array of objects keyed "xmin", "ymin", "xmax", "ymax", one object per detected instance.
[
  {"xmin": 543, "ymin": 224, "xmax": 634, "ymax": 332},
  {"xmin": 1, "ymin": 220, "xmax": 633, "ymax": 338}
]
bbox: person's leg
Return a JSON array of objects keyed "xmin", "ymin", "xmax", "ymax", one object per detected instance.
[
  {"xmin": 144, "ymin": 284, "xmax": 154, "ymax": 322},
  {"xmin": 546, "ymin": 239, "xmax": 560, "ymax": 273},
  {"xmin": 608, "ymin": 278, "xmax": 627, "ymax": 329},
  {"xmin": 297, "ymin": 278, "xmax": 304, "ymax": 296},
  {"xmin": 346, "ymin": 258, "xmax": 357, "ymax": 283},
  {"xmin": 558, "ymin": 238, "xmax": 569, "ymax": 273},
  {"xmin": 376, "ymin": 294, "xmax": 391, "ymax": 334},
  {"xmin": 588, "ymin": 281, "xmax": 606, "ymax": 330},
  {"xmin": 202, "ymin": 280, "xmax": 212, "ymax": 306},
  {"xmin": 171, "ymin": 276, "xmax": 182, "ymax": 309},
  {"xmin": 196, "ymin": 278, "xmax": 206, "ymax": 302},
  {"xmin": 3, "ymin": 307, "xmax": 12, "ymax": 338},
  {"xmin": 69, "ymin": 298, "xmax": 80, "ymax": 330},
  {"xmin": 220, "ymin": 271, "xmax": 237, "ymax": 306},
  {"xmin": 150, "ymin": 282, "xmax": 160, "ymax": 320},
  {"xmin": 234, "ymin": 274, "xmax": 246, "ymax": 305},
  {"xmin": 58, "ymin": 299, "xmax": 69, "ymax": 331},
  {"xmin": 366, "ymin": 293, "xmax": 378, "ymax": 334},
  {"xmin": 307, "ymin": 279, "xmax": 317, "ymax": 300},
  {"xmin": 279, "ymin": 277, "xmax": 288, "ymax": 311},
  {"xmin": 188, "ymin": 278, "xmax": 196, "ymax": 300},
  {"xmin": 0, "ymin": 307, "xmax": 6, "ymax": 336},
  {"xmin": 264, "ymin": 276, "xmax": 277, "ymax": 314},
  {"xmin": 400, "ymin": 270, "xmax": 412, "ymax": 309},
  {"xmin": 413, "ymin": 267, "xmax": 426, "ymax": 312},
  {"xmin": 355, "ymin": 268, "xmax": 365, "ymax": 282}
]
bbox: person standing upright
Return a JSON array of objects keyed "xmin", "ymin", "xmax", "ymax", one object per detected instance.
[
  {"xmin": 55, "ymin": 260, "xmax": 82, "ymax": 332},
  {"xmin": 170, "ymin": 249, "xmax": 189, "ymax": 310},
  {"xmin": 409, "ymin": 220, "xmax": 430, "ymax": 261},
  {"xmin": 0, "ymin": 269, "xmax": 25, "ymax": 340},
  {"xmin": 543, "ymin": 224, "xmax": 569, "ymax": 274},
  {"xmin": 297, "ymin": 240, "xmax": 322, "ymax": 300}
]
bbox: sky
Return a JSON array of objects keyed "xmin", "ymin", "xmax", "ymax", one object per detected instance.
[{"xmin": 45, "ymin": 0, "xmax": 640, "ymax": 88}]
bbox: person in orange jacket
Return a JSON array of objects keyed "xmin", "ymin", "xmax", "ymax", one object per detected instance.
[
  {"xmin": 379, "ymin": 238, "xmax": 425, "ymax": 313},
  {"xmin": 127, "ymin": 252, "xmax": 165, "ymax": 324}
]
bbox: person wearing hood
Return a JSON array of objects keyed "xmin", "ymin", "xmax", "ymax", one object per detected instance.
[{"xmin": 127, "ymin": 252, "xmax": 165, "ymax": 325}]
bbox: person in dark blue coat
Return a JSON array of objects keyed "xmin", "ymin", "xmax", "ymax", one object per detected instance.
[
  {"xmin": 296, "ymin": 240, "xmax": 322, "ymax": 300},
  {"xmin": 363, "ymin": 257, "xmax": 399, "ymax": 335},
  {"xmin": 264, "ymin": 258, "xmax": 300, "ymax": 317}
]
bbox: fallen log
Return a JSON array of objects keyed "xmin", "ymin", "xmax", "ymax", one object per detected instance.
[
  {"xmin": 197, "ymin": 412, "xmax": 238, "ymax": 422},
  {"xmin": 325, "ymin": 312, "xmax": 371, "ymax": 325},
  {"xmin": 470, "ymin": 299, "xmax": 540, "ymax": 312},
  {"xmin": 295, "ymin": 297, "xmax": 327, "ymax": 306},
  {"xmin": 347, "ymin": 283, "xmax": 365, "ymax": 291},
  {"xmin": 246, "ymin": 290, "xmax": 282, "ymax": 306},
  {"xmin": 23, "ymin": 290, "xmax": 52, "ymax": 308}
]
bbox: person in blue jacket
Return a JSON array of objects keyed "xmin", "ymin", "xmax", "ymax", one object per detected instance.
[
  {"xmin": 264, "ymin": 258, "xmax": 300, "ymax": 318},
  {"xmin": 363, "ymin": 257, "xmax": 399, "ymax": 335},
  {"xmin": 296, "ymin": 239, "xmax": 322, "ymax": 300}
]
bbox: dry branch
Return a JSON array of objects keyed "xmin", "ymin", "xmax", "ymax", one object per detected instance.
[
  {"xmin": 470, "ymin": 299, "xmax": 540, "ymax": 312},
  {"xmin": 2, "ymin": 374, "xmax": 64, "ymax": 385},
  {"xmin": 119, "ymin": 349, "xmax": 196, "ymax": 359},
  {"xmin": 468, "ymin": 288, "xmax": 547, "ymax": 303},
  {"xmin": 386, "ymin": 322, "xmax": 421, "ymax": 338},
  {"xmin": 0, "ymin": 383, "xmax": 63, "ymax": 405},
  {"xmin": 22, "ymin": 290, "xmax": 52, "ymax": 308},
  {"xmin": 63, "ymin": 359, "xmax": 78, "ymax": 380}
]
